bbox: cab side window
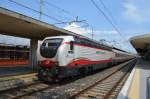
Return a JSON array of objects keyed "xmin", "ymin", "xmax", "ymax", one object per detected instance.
[{"xmin": 74, "ymin": 36, "xmax": 81, "ymax": 44}]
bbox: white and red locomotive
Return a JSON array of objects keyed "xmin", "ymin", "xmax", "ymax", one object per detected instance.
[{"xmin": 37, "ymin": 35, "xmax": 133, "ymax": 81}]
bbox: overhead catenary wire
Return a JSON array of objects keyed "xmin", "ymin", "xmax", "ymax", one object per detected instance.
[
  {"xmin": 98, "ymin": 0, "xmax": 131, "ymax": 45},
  {"xmin": 98, "ymin": 0, "xmax": 118, "ymax": 26},
  {"xmin": 43, "ymin": 0, "xmax": 85, "ymax": 24},
  {"xmin": 90, "ymin": 0, "xmax": 123, "ymax": 37},
  {"xmin": 43, "ymin": 0, "xmax": 72, "ymax": 16},
  {"xmin": 40, "ymin": 0, "xmax": 87, "ymax": 25},
  {"xmin": 1, "ymin": 0, "xmax": 96, "ymax": 44},
  {"xmin": 42, "ymin": 0, "xmax": 72, "ymax": 21},
  {"xmin": 7, "ymin": 0, "xmax": 89, "ymax": 27},
  {"xmin": 7, "ymin": 0, "xmax": 65, "ymax": 23}
]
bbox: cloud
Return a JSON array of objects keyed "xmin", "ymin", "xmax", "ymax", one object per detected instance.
[
  {"xmin": 64, "ymin": 23, "xmax": 87, "ymax": 35},
  {"xmin": 122, "ymin": 0, "xmax": 150, "ymax": 23},
  {"xmin": 87, "ymin": 30, "xmax": 118, "ymax": 35},
  {"xmin": 123, "ymin": 3, "xmax": 143, "ymax": 23}
]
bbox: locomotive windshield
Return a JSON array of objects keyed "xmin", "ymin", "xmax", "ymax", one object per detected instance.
[{"xmin": 40, "ymin": 38, "xmax": 63, "ymax": 58}]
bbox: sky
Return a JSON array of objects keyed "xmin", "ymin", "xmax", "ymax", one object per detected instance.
[{"xmin": 0, "ymin": 0, "xmax": 150, "ymax": 53}]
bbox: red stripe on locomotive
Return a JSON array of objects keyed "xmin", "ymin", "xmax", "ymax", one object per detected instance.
[{"xmin": 66, "ymin": 58, "xmax": 112, "ymax": 67}]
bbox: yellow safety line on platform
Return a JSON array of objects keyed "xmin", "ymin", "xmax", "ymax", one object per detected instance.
[
  {"xmin": 0, "ymin": 73, "xmax": 37, "ymax": 81},
  {"xmin": 128, "ymin": 68, "xmax": 140, "ymax": 99}
]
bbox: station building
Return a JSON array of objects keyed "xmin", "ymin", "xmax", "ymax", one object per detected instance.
[{"xmin": 0, "ymin": 43, "xmax": 29, "ymax": 67}]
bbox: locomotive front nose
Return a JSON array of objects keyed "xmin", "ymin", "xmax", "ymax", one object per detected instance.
[
  {"xmin": 39, "ymin": 60, "xmax": 57, "ymax": 69},
  {"xmin": 38, "ymin": 60, "xmax": 59, "ymax": 82}
]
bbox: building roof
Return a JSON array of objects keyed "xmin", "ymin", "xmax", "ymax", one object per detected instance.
[
  {"xmin": 130, "ymin": 34, "xmax": 150, "ymax": 55},
  {"xmin": 0, "ymin": 7, "xmax": 79, "ymax": 40}
]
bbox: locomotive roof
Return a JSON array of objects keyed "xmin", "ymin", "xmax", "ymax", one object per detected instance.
[
  {"xmin": 112, "ymin": 47, "xmax": 129, "ymax": 53},
  {"xmin": 73, "ymin": 35, "xmax": 113, "ymax": 50}
]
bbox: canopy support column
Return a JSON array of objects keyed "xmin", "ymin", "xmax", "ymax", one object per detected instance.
[{"xmin": 30, "ymin": 39, "xmax": 38, "ymax": 71}]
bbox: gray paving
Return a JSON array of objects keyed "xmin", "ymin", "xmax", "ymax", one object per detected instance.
[{"xmin": 136, "ymin": 59, "xmax": 150, "ymax": 99}]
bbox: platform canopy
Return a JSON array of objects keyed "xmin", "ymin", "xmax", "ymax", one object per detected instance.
[
  {"xmin": 0, "ymin": 7, "xmax": 78, "ymax": 40},
  {"xmin": 130, "ymin": 34, "xmax": 150, "ymax": 56}
]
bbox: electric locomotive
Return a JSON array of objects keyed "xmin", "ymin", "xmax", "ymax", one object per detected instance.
[{"xmin": 37, "ymin": 35, "xmax": 133, "ymax": 81}]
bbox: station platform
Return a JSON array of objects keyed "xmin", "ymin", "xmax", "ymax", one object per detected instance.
[
  {"xmin": 117, "ymin": 58, "xmax": 150, "ymax": 99},
  {"xmin": 0, "ymin": 65, "xmax": 36, "ymax": 77}
]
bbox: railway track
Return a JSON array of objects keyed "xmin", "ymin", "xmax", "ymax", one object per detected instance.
[
  {"xmin": 0, "ymin": 81, "xmax": 58, "ymax": 99},
  {"xmin": 0, "ymin": 73, "xmax": 37, "ymax": 82},
  {"xmin": 0, "ymin": 59, "xmax": 136, "ymax": 99},
  {"xmin": 0, "ymin": 73, "xmax": 38, "ymax": 92},
  {"xmin": 20, "ymin": 59, "xmax": 136, "ymax": 99},
  {"xmin": 70, "ymin": 59, "xmax": 136, "ymax": 99}
]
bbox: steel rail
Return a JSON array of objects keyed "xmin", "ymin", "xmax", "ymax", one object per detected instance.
[{"xmin": 70, "ymin": 59, "xmax": 136, "ymax": 99}]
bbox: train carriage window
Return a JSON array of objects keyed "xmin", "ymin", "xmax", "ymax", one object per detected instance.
[
  {"xmin": 93, "ymin": 42, "xmax": 97, "ymax": 48},
  {"xmin": 74, "ymin": 36, "xmax": 112, "ymax": 51},
  {"xmin": 96, "ymin": 43, "xmax": 99, "ymax": 48},
  {"xmin": 85, "ymin": 39, "xmax": 92, "ymax": 46},
  {"xmin": 74, "ymin": 36, "xmax": 81, "ymax": 44},
  {"xmin": 89, "ymin": 42, "xmax": 93, "ymax": 47},
  {"xmin": 85, "ymin": 40, "xmax": 89, "ymax": 46},
  {"xmin": 80, "ymin": 39, "xmax": 86, "ymax": 45}
]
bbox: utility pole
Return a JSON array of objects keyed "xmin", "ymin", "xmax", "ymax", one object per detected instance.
[
  {"xmin": 91, "ymin": 28, "xmax": 94, "ymax": 39},
  {"xmin": 39, "ymin": 0, "xmax": 43, "ymax": 20},
  {"xmin": 87, "ymin": 27, "xmax": 94, "ymax": 40}
]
